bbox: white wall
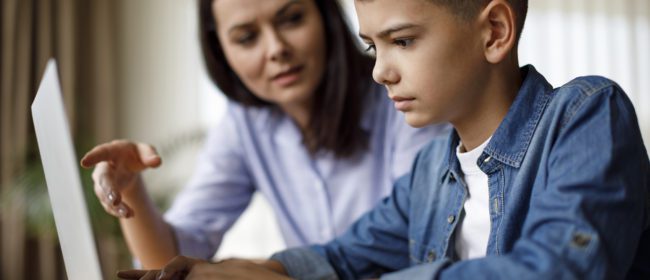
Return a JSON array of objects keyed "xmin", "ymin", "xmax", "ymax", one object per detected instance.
[
  {"xmin": 116, "ymin": 0, "xmax": 205, "ymax": 141},
  {"xmin": 519, "ymin": 0, "xmax": 650, "ymax": 150}
]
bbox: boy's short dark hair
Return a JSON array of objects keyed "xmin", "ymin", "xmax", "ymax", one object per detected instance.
[{"xmin": 430, "ymin": 0, "xmax": 529, "ymax": 42}]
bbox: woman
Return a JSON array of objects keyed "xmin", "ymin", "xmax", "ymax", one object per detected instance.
[{"xmin": 81, "ymin": 0, "xmax": 448, "ymax": 269}]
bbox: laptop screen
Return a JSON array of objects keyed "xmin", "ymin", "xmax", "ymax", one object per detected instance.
[{"xmin": 31, "ymin": 59, "xmax": 103, "ymax": 280}]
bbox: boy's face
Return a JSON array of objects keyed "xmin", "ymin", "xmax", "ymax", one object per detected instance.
[{"xmin": 356, "ymin": 0, "xmax": 488, "ymax": 127}]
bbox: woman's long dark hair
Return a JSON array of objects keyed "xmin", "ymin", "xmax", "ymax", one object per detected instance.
[{"xmin": 199, "ymin": 0, "xmax": 374, "ymax": 158}]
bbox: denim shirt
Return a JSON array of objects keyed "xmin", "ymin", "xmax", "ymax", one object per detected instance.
[{"xmin": 271, "ymin": 66, "xmax": 650, "ymax": 280}]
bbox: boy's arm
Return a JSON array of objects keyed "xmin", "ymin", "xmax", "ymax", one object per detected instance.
[
  {"xmin": 385, "ymin": 83, "xmax": 650, "ymax": 279},
  {"xmin": 271, "ymin": 174, "xmax": 415, "ymax": 279}
]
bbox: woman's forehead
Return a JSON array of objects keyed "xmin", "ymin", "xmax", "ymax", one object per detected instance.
[{"xmin": 213, "ymin": 0, "xmax": 304, "ymax": 27}]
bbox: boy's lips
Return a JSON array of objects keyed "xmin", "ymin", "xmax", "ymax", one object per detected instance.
[{"xmin": 390, "ymin": 95, "xmax": 416, "ymax": 111}]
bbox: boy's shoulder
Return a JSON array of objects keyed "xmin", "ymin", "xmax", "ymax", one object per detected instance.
[
  {"xmin": 551, "ymin": 75, "xmax": 627, "ymax": 107},
  {"xmin": 547, "ymin": 75, "xmax": 633, "ymax": 128},
  {"xmin": 555, "ymin": 75, "xmax": 623, "ymax": 99}
]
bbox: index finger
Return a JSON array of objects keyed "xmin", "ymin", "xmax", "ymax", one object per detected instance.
[{"xmin": 80, "ymin": 144, "xmax": 115, "ymax": 168}]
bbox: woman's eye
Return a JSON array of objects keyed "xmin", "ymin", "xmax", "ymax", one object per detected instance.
[
  {"xmin": 394, "ymin": 38, "xmax": 414, "ymax": 48},
  {"xmin": 236, "ymin": 32, "xmax": 257, "ymax": 45},
  {"xmin": 280, "ymin": 12, "xmax": 304, "ymax": 26},
  {"xmin": 288, "ymin": 13, "xmax": 304, "ymax": 24}
]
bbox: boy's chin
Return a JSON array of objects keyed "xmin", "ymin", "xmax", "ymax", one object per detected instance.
[{"xmin": 404, "ymin": 113, "xmax": 436, "ymax": 128}]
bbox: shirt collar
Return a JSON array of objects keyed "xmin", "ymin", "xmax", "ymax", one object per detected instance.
[{"xmin": 484, "ymin": 65, "xmax": 554, "ymax": 168}]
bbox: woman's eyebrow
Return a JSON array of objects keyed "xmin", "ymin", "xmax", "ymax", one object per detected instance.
[
  {"xmin": 227, "ymin": 0, "xmax": 303, "ymax": 34},
  {"xmin": 275, "ymin": 0, "xmax": 303, "ymax": 17},
  {"xmin": 228, "ymin": 22, "xmax": 254, "ymax": 35}
]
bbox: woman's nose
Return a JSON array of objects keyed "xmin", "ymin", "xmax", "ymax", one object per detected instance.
[{"xmin": 266, "ymin": 29, "xmax": 291, "ymax": 62}]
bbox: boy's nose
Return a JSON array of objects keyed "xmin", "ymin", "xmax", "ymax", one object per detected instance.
[{"xmin": 372, "ymin": 58, "xmax": 400, "ymax": 86}]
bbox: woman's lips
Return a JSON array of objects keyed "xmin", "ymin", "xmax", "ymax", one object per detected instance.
[
  {"xmin": 390, "ymin": 95, "xmax": 416, "ymax": 111},
  {"xmin": 272, "ymin": 65, "xmax": 304, "ymax": 87}
]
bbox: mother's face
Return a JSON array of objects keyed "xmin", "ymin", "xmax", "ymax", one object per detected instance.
[{"xmin": 213, "ymin": 0, "xmax": 326, "ymax": 111}]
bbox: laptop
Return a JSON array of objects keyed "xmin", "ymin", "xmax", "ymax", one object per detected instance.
[{"xmin": 32, "ymin": 59, "xmax": 103, "ymax": 280}]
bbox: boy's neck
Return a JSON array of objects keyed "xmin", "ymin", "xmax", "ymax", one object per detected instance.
[{"xmin": 453, "ymin": 62, "xmax": 523, "ymax": 152}]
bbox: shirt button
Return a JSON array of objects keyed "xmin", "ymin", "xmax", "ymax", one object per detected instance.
[
  {"xmin": 447, "ymin": 215, "xmax": 455, "ymax": 224},
  {"xmin": 571, "ymin": 233, "xmax": 592, "ymax": 248},
  {"xmin": 483, "ymin": 156, "xmax": 492, "ymax": 163},
  {"xmin": 427, "ymin": 251, "xmax": 436, "ymax": 262}
]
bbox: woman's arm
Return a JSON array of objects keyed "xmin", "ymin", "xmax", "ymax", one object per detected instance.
[{"xmin": 119, "ymin": 176, "xmax": 179, "ymax": 268}]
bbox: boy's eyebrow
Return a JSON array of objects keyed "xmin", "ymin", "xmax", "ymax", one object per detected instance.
[
  {"xmin": 228, "ymin": 0, "xmax": 301, "ymax": 35},
  {"xmin": 359, "ymin": 23, "xmax": 420, "ymax": 40}
]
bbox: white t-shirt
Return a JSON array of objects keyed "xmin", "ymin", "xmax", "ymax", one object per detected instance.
[{"xmin": 455, "ymin": 137, "xmax": 491, "ymax": 260}]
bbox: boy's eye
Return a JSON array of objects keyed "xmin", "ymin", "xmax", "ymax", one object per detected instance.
[
  {"xmin": 393, "ymin": 38, "xmax": 414, "ymax": 48},
  {"xmin": 364, "ymin": 44, "xmax": 376, "ymax": 56}
]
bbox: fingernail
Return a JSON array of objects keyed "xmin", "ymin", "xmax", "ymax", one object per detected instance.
[
  {"xmin": 117, "ymin": 206, "xmax": 127, "ymax": 217},
  {"xmin": 107, "ymin": 192, "xmax": 115, "ymax": 202}
]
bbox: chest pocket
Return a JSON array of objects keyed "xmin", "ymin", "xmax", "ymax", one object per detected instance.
[{"xmin": 409, "ymin": 239, "xmax": 438, "ymax": 264}]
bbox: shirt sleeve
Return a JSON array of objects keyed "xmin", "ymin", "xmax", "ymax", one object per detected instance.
[
  {"xmin": 270, "ymin": 247, "xmax": 339, "ymax": 280},
  {"xmin": 388, "ymin": 81, "xmax": 650, "ymax": 279},
  {"xmin": 164, "ymin": 103, "xmax": 254, "ymax": 259},
  {"xmin": 272, "ymin": 174, "xmax": 415, "ymax": 279}
]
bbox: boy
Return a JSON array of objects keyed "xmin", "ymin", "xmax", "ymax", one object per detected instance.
[
  {"xmin": 268, "ymin": 0, "xmax": 650, "ymax": 278},
  {"xmin": 121, "ymin": 0, "xmax": 650, "ymax": 279}
]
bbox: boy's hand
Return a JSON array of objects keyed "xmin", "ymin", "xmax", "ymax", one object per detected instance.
[
  {"xmin": 116, "ymin": 269, "xmax": 160, "ymax": 280},
  {"xmin": 117, "ymin": 256, "xmax": 291, "ymax": 280},
  {"xmin": 80, "ymin": 140, "xmax": 162, "ymax": 218},
  {"xmin": 117, "ymin": 255, "xmax": 204, "ymax": 280}
]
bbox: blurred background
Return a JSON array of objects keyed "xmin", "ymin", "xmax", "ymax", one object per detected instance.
[{"xmin": 1, "ymin": 0, "xmax": 648, "ymax": 279}]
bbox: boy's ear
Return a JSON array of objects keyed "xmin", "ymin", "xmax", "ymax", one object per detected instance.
[{"xmin": 478, "ymin": 0, "xmax": 517, "ymax": 64}]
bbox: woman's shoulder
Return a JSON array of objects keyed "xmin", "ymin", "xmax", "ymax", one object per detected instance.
[{"xmin": 224, "ymin": 100, "xmax": 279, "ymax": 126}]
